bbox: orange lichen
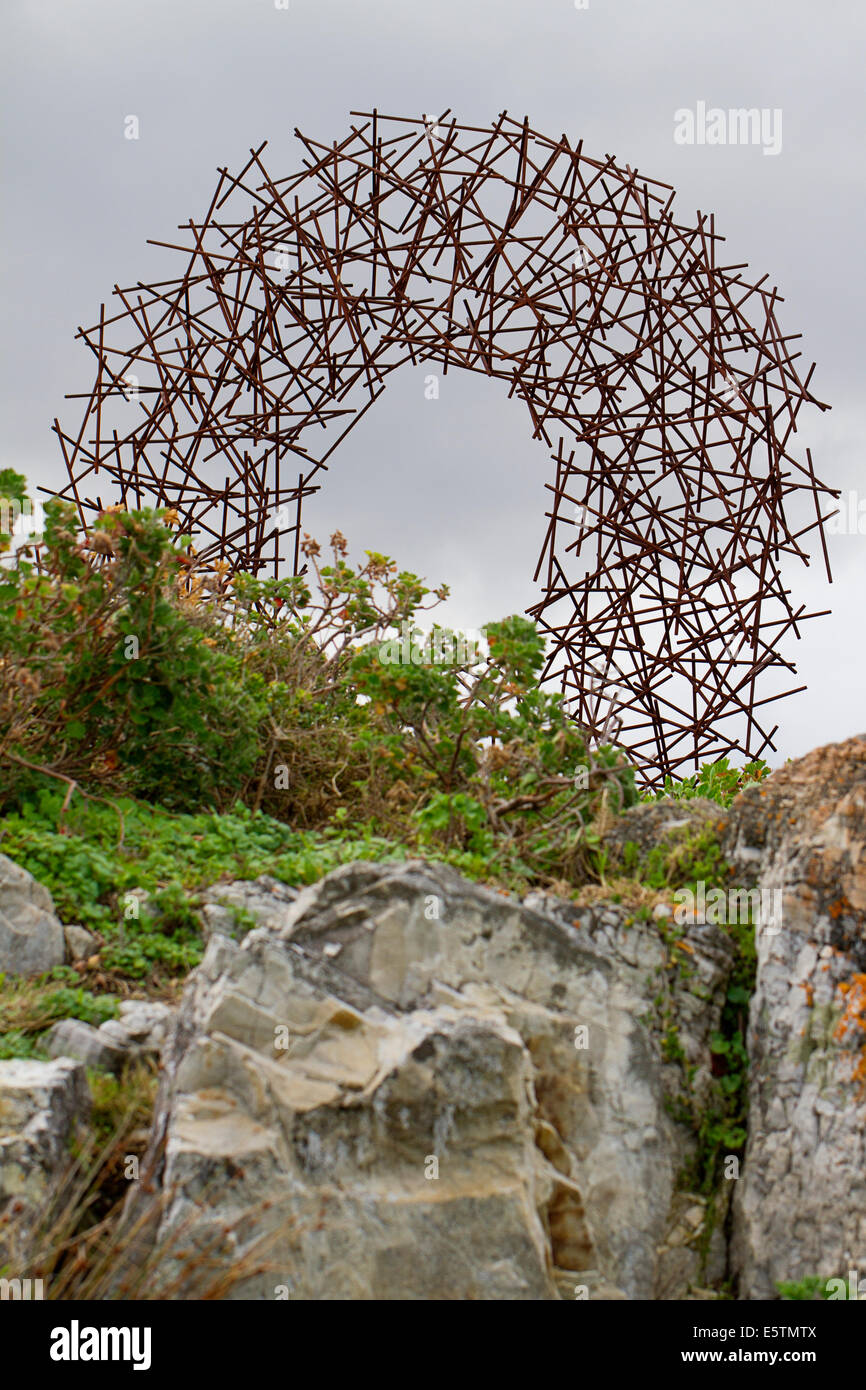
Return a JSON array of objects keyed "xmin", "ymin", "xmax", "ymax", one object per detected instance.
[
  {"xmin": 834, "ymin": 973, "xmax": 866, "ymax": 1089},
  {"xmin": 827, "ymin": 897, "xmax": 851, "ymax": 920}
]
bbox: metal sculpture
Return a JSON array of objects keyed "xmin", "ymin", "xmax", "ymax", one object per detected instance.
[{"xmin": 54, "ymin": 110, "xmax": 837, "ymax": 784}]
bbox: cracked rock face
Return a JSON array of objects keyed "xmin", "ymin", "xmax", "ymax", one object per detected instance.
[
  {"xmin": 0, "ymin": 1057, "xmax": 91, "ymax": 1265},
  {"xmin": 728, "ymin": 737, "xmax": 866, "ymax": 1298},
  {"xmin": 137, "ymin": 859, "xmax": 733, "ymax": 1300}
]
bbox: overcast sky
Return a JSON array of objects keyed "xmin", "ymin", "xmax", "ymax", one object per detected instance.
[{"xmin": 2, "ymin": 0, "xmax": 864, "ymax": 771}]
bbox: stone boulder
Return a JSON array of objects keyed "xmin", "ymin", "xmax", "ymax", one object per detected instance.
[
  {"xmin": 0, "ymin": 854, "xmax": 65, "ymax": 977},
  {"xmin": 46, "ymin": 1001, "xmax": 173, "ymax": 1076},
  {"xmin": 63, "ymin": 924, "xmax": 101, "ymax": 962},
  {"xmin": 132, "ymin": 859, "xmax": 734, "ymax": 1300},
  {"xmin": 728, "ymin": 736, "xmax": 866, "ymax": 1298}
]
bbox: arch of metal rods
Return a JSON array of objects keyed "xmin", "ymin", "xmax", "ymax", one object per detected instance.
[{"xmin": 54, "ymin": 110, "xmax": 837, "ymax": 785}]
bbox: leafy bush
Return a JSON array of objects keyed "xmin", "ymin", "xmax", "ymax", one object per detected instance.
[
  {"xmin": 1, "ymin": 488, "xmax": 637, "ymax": 889},
  {"xmin": 1, "ymin": 481, "xmax": 774, "ymax": 903},
  {"xmin": 0, "ymin": 493, "xmax": 266, "ymax": 810},
  {"xmin": 349, "ymin": 612, "xmax": 638, "ymax": 881}
]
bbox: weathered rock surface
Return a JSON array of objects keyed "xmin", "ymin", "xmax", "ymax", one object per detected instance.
[
  {"xmin": 101, "ymin": 1000, "xmax": 173, "ymax": 1054},
  {"xmin": 46, "ymin": 1001, "xmax": 173, "ymax": 1075},
  {"xmin": 4, "ymin": 734, "xmax": 863, "ymax": 1300},
  {"xmin": 199, "ymin": 875, "xmax": 300, "ymax": 938},
  {"xmin": 0, "ymin": 1057, "xmax": 91, "ymax": 1264},
  {"xmin": 0, "ymin": 854, "xmax": 66, "ymax": 977},
  {"xmin": 135, "ymin": 859, "xmax": 734, "ymax": 1300},
  {"xmin": 729, "ymin": 736, "xmax": 866, "ymax": 1298},
  {"xmin": 46, "ymin": 1019, "xmax": 127, "ymax": 1074}
]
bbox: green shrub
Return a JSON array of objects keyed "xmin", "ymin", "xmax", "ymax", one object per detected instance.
[{"xmin": 0, "ymin": 496, "xmax": 266, "ymax": 811}]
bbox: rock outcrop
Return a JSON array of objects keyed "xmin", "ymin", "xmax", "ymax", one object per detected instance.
[
  {"xmin": 0, "ymin": 853, "xmax": 66, "ymax": 977},
  {"xmin": 133, "ymin": 859, "xmax": 734, "ymax": 1300},
  {"xmin": 5, "ymin": 735, "xmax": 866, "ymax": 1300},
  {"xmin": 0, "ymin": 1057, "xmax": 91, "ymax": 1266},
  {"xmin": 728, "ymin": 736, "xmax": 866, "ymax": 1298},
  {"xmin": 63, "ymin": 924, "xmax": 101, "ymax": 962}
]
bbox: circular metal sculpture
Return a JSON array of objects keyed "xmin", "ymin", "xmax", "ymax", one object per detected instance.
[{"xmin": 54, "ymin": 110, "xmax": 836, "ymax": 785}]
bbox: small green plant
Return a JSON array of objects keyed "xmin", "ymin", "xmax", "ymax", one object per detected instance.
[
  {"xmin": 0, "ymin": 968, "xmax": 119, "ymax": 1059},
  {"xmin": 87, "ymin": 1062, "xmax": 159, "ymax": 1150},
  {"xmin": 776, "ymin": 1275, "xmax": 832, "ymax": 1301},
  {"xmin": 647, "ymin": 756, "xmax": 770, "ymax": 809},
  {"xmin": 641, "ymin": 830, "xmax": 755, "ymax": 1198}
]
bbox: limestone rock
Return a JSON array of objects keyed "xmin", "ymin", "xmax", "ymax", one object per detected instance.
[
  {"xmin": 46, "ymin": 1001, "xmax": 173, "ymax": 1075},
  {"xmin": 0, "ymin": 1057, "xmax": 91, "ymax": 1265},
  {"xmin": 0, "ymin": 854, "xmax": 65, "ymax": 977},
  {"xmin": 132, "ymin": 859, "xmax": 734, "ymax": 1300},
  {"xmin": 45, "ymin": 1019, "xmax": 127, "ymax": 1073},
  {"xmin": 104, "ymin": 999, "xmax": 173, "ymax": 1053},
  {"xmin": 729, "ymin": 736, "xmax": 866, "ymax": 1299},
  {"xmin": 198, "ymin": 875, "xmax": 299, "ymax": 939},
  {"xmin": 653, "ymin": 1192, "xmax": 727, "ymax": 1299}
]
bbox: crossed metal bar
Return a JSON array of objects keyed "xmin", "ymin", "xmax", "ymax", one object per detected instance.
[{"xmin": 53, "ymin": 110, "xmax": 837, "ymax": 785}]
